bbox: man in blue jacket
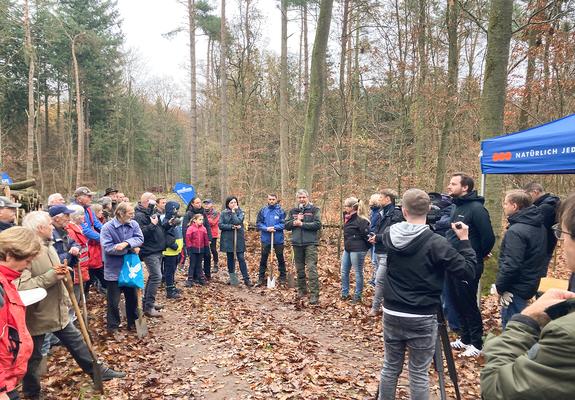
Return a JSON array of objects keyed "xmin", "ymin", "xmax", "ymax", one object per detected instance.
[{"xmin": 256, "ymin": 194, "xmax": 286, "ymax": 286}]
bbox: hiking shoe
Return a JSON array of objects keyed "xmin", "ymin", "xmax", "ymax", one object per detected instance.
[
  {"xmin": 153, "ymin": 303, "xmax": 164, "ymax": 310},
  {"xmin": 144, "ymin": 308, "xmax": 162, "ymax": 318},
  {"xmin": 254, "ymin": 280, "xmax": 266, "ymax": 288},
  {"xmin": 309, "ymin": 296, "xmax": 319, "ymax": 305},
  {"xmin": 368, "ymin": 308, "xmax": 382, "ymax": 317},
  {"xmin": 100, "ymin": 367, "xmax": 126, "ymax": 381},
  {"xmin": 167, "ymin": 291, "xmax": 181, "ymax": 300},
  {"xmin": 245, "ymin": 280, "xmax": 254, "ymax": 288},
  {"xmin": 450, "ymin": 338, "xmax": 468, "ymax": 350},
  {"xmin": 460, "ymin": 345, "xmax": 482, "ymax": 357},
  {"xmin": 184, "ymin": 280, "xmax": 194, "ymax": 288},
  {"xmin": 352, "ymin": 295, "xmax": 362, "ymax": 304},
  {"xmin": 341, "ymin": 294, "xmax": 351, "ymax": 301}
]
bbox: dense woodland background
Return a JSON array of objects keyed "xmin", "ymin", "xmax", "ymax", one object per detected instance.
[{"xmin": 2, "ymin": 0, "xmax": 575, "ymax": 230}]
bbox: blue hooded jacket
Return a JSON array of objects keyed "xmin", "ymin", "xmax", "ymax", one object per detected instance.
[{"xmin": 256, "ymin": 204, "xmax": 285, "ymax": 245}]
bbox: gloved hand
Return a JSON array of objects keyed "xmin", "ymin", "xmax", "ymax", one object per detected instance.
[{"xmin": 499, "ymin": 291, "xmax": 514, "ymax": 307}]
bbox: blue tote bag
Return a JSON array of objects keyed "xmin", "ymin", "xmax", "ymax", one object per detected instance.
[{"xmin": 118, "ymin": 253, "xmax": 145, "ymax": 289}]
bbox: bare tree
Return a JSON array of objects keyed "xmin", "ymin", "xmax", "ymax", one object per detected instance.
[
  {"xmin": 72, "ymin": 33, "xmax": 85, "ymax": 187},
  {"xmin": 188, "ymin": 0, "xmax": 199, "ymax": 185},
  {"xmin": 220, "ymin": 0, "xmax": 229, "ymax": 201},
  {"xmin": 279, "ymin": 0, "xmax": 289, "ymax": 199},
  {"xmin": 24, "ymin": 0, "xmax": 35, "ymax": 179}
]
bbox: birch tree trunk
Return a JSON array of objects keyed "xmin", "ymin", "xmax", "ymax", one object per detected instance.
[
  {"xmin": 480, "ymin": 0, "xmax": 513, "ymax": 244},
  {"xmin": 188, "ymin": 0, "xmax": 198, "ymax": 184},
  {"xmin": 279, "ymin": 0, "xmax": 289, "ymax": 199},
  {"xmin": 24, "ymin": 0, "xmax": 35, "ymax": 179},
  {"xmin": 297, "ymin": 0, "xmax": 334, "ymax": 190},
  {"xmin": 219, "ymin": 0, "xmax": 229, "ymax": 202}
]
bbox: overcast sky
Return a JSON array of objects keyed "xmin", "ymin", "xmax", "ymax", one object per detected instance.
[{"xmin": 116, "ymin": 0, "xmax": 302, "ymax": 90}]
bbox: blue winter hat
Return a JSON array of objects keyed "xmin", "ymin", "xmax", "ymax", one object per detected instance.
[{"xmin": 165, "ymin": 201, "xmax": 180, "ymax": 220}]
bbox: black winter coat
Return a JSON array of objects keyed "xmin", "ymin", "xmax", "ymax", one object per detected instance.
[
  {"xmin": 219, "ymin": 208, "xmax": 246, "ymax": 252},
  {"xmin": 343, "ymin": 213, "xmax": 371, "ymax": 252},
  {"xmin": 382, "ymin": 228, "xmax": 476, "ymax": 315},
  {"xmin": 446, "ymin": 191, "xmax": 495, "ymax": 264},
  {"xmin": 496, "ymin": 205, "xmax": 547, "ymax": 300},
  {"xmin": 134, "ymin": 203, "xmax": 167, "ymax": 256},
  {"xmin": 534, "ymin": 193, "xmax": 560, "ymax": 256},
  {"xmin": 372, "ymin": 204, "xmax": 404, "ymax": 254}
]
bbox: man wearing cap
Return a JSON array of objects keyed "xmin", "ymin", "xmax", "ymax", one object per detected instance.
[
  {"xmin": 73, "ymin": 187, "xmax": 105, "ymax": 295},
  {"xmin": 50, "ymin": 205, "xmax": 80, "ymax": 267},
  {"xmin": 0, "ymin": 196, "xmax": 21, "ymax": 232},
  {"xmin": 104, "ymin": 187, "xmax": 119, "ymax": 213}
]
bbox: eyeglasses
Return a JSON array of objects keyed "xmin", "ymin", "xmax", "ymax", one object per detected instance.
[{"xmin": 552, "ymin": 224, "xmax": 572, "ymax": 240}]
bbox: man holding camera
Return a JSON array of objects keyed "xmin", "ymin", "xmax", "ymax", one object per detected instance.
[
  {"xmin": 285, "ymin": 189, "xmax": 322, "ymax": 304},
  {"xmin": 446, "ymin": 173, "xmax": 495, "ymax": 357},
  {"xmin": 134, "ymin": 192, "xmax": 166, "ymax": 317}
]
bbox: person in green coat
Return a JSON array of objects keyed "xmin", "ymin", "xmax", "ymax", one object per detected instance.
[{"xmin": 481, "ymin": 192, "xmax": 575, "ymax": 399}]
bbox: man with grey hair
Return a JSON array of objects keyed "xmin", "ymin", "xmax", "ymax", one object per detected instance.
[
  {"xmin": 134, "ymin": 192, "xmax": 166, "ymax": 317},
  {"xmin": 377, "ymin": 189, "xmax": 475, "ymax": 400},
  {"xmin": 46, "ymin": 193, "xmax": 66, "ymax": 208},
  {"xmin": 17, "ymin": 211, "xmax": 124, "ymax": 399},
  {"xmin": 285, "ymin": 189, "xmax": 322, "ymax": 305}
]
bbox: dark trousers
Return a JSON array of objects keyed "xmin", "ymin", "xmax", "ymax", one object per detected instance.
[
  {"xmin": 187, "ymin": 252, "xmax": 205, "ymax": 282},
  {"xmin": 293, "ymin": 245, "xmax": 319, "ymax": 297},
  {"xmin": 23, "ymin": 322, "xmax": 93, "ymax": 396},
  {"xmin": 106, "ymin": 280, "xmax": 138, "ymax": 331},
  {"xmin": 258, "ymin": 243, "xmax": 286, "ymax": 281},
  {"xmin": 226, "ymin": 251, "xmax": 250, "ymax": 283},
  {"xmin": 163, "ymin": 255, "xmax": 179, "ymax": 289},
  {"xmin": 210, "ymin": 238, "xmax": 219, "ymax": 265},
  {"xmin": 448, "ymin": 268, "xmax": 484, "ymax": 349},
  {"xmin": 85, "ymin": 267, "xmax": 107, "ymax": 295}
]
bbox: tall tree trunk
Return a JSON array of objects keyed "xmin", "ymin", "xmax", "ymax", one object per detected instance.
[
  {"xmin": 219, "ymin": 0, "xmax": 229, "ymax": 202},
  {"xmin": 72, "ymin": 34, "xmax": 85, "ymax": 187},
  {"xmin": 480, "ymin": 0, "xmax": 513, "ymax": 245},
  {"xmin": 518, "ymin": 0, "xmax": 540, "ymax": 129},
  {"xmin": 434, "ymin": 0, "xmax": 458, "ymax": 191},
  {"xmin": 413, "ymin": 0, "xmax": 428, "ymax": 180},
  {"xmin": 188, "ymin": 0, "xmax": 198, "ymax": 185},
  {"xmin": 24, "ymin": 0, "xmax": 35, "ymax": 179},
  {"xmin": 303, "ymin": 2, "xmax": 309, "ymax": 98},
  {"xmin": 297, "ymin": 0, "xmax": 335, "ymax": 190},
  {"xmin": 279, "ymin": 0, "xmax": 289, "ymax": 199}
]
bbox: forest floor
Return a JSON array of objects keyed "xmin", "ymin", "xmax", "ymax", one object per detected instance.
[{"xmin": 37, "ymin": 230, "xmax": 572, "ymax": 400}]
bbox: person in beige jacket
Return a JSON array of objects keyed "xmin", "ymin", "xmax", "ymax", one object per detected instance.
[{"xmin": 14, "ymin": 211, "xmax": 125, "ymax": 400}]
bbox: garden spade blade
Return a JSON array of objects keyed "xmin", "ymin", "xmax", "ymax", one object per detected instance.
[{"xmin": 135, "ymin": 288, "xmax": 148, "ymax": 338}]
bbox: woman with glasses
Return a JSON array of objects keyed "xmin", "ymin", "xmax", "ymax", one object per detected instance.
[{"xmin": 481, "ymin": 193, "xmax": 575, "ymax": 399}]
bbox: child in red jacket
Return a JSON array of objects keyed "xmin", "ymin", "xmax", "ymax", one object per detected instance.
[{"xmin": 185, "ymin": 214, "xmax": 210, "ymax": 286}]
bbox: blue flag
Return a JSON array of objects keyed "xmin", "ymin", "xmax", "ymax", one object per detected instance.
[{"xmin": 173, "ymin": 182, "xmax": 196, "ymax": 205}]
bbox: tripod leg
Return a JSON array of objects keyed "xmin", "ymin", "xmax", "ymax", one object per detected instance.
[{"xmin": 434, "ymin": 333, "xmax": 448, "ymax": 400}]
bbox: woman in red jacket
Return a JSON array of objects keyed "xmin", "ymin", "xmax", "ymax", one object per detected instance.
[{"xmin": 0, "ymin": 227, "xmax": 42, "ymax": 400}]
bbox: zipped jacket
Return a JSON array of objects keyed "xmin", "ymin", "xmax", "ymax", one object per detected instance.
[
  {"xmin": 285, "ymin": 203, "xmax": 322, "ymax": 246},
  {"xmin": 257, "ymin": 204, "xmax": 285, "ymax": 245}
]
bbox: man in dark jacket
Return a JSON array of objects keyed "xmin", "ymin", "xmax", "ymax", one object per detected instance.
[
  {"xmin": 134, "ymin": 192, "xmax": 166, "ymax": 317},
  {"xmin": 285, "ymin": 189, "xmax": 322, "ymax": 304},
  {"xmin": 524, "ymin": 182, "xmax": 560, "ymax": 277},
  {"xmin": 368, "ymin": 189, "xmax": 403, "ymax": 316},
  {"xmin": 256, "ymin": 194, "xmax": 286, "ymax": 286},
  {"xmin": 0, "ymin": 196, "xmax": 20, "ymax": 232},
  {"xmin": 497, "ymin": 190, "xmax": 547, "ymax": 328},
  {"xmin": 446, "ymin": 173, "xmax": 495, "ymax": 357},
  {"xmin": 378, "ymin": 189, "xmax": 476, "ymax": 400}
]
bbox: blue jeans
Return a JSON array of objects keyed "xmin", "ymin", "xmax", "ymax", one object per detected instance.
[
  {"xmin": 501, "ymin": 294, "xmax": 528, "ymax": 329},
  {"xmin": 442, "ymin": 278, "xmax": 461, "ymax": 332},
  {"xmin": 341, "ymin": 250, "xmax": 367, "ymax": 298},
  {"xmin": 370, "ymin": 253, "xmax": 388, "ymax": 312},
  {"xmin": 142, "ymin": 252, "xmax": 163, "ymax": 312},
  {"xmin": 379, "ymin": 313, "xmax": 437, "ymax": 400}
]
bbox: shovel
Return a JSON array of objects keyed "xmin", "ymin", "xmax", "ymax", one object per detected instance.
[
  {"xmin": 287, "ymin": 246, "xmax": 296, "ymax": 289},
  {"xmin": 76, "ymin": 261, "xmax": 89, "ymax": 327},
  {"xmin": 63, "ymin": 268, "xmax": 104, "ymax": 393},
  {"xmin": 135, "ymin": 288, "xmax": 148, "ymax": 338},
  {"xmin": 267, "ymin": 232, "xmax": 276, "ymax": 289}
]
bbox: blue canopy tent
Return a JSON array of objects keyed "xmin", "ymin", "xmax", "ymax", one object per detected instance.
[{"xmin": 479, "ymin": 113, "xmax": 575, "ymax": 194}]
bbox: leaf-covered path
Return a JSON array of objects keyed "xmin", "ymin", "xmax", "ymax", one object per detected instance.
[{"xmin": 42, "ymin": 231, "xmax": 491, "ymax": 399}]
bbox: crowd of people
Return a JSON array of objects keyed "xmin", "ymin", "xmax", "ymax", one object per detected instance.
[{"xmin": 0, "ymin": 173, "xmax": 574, "ymax": 399}]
